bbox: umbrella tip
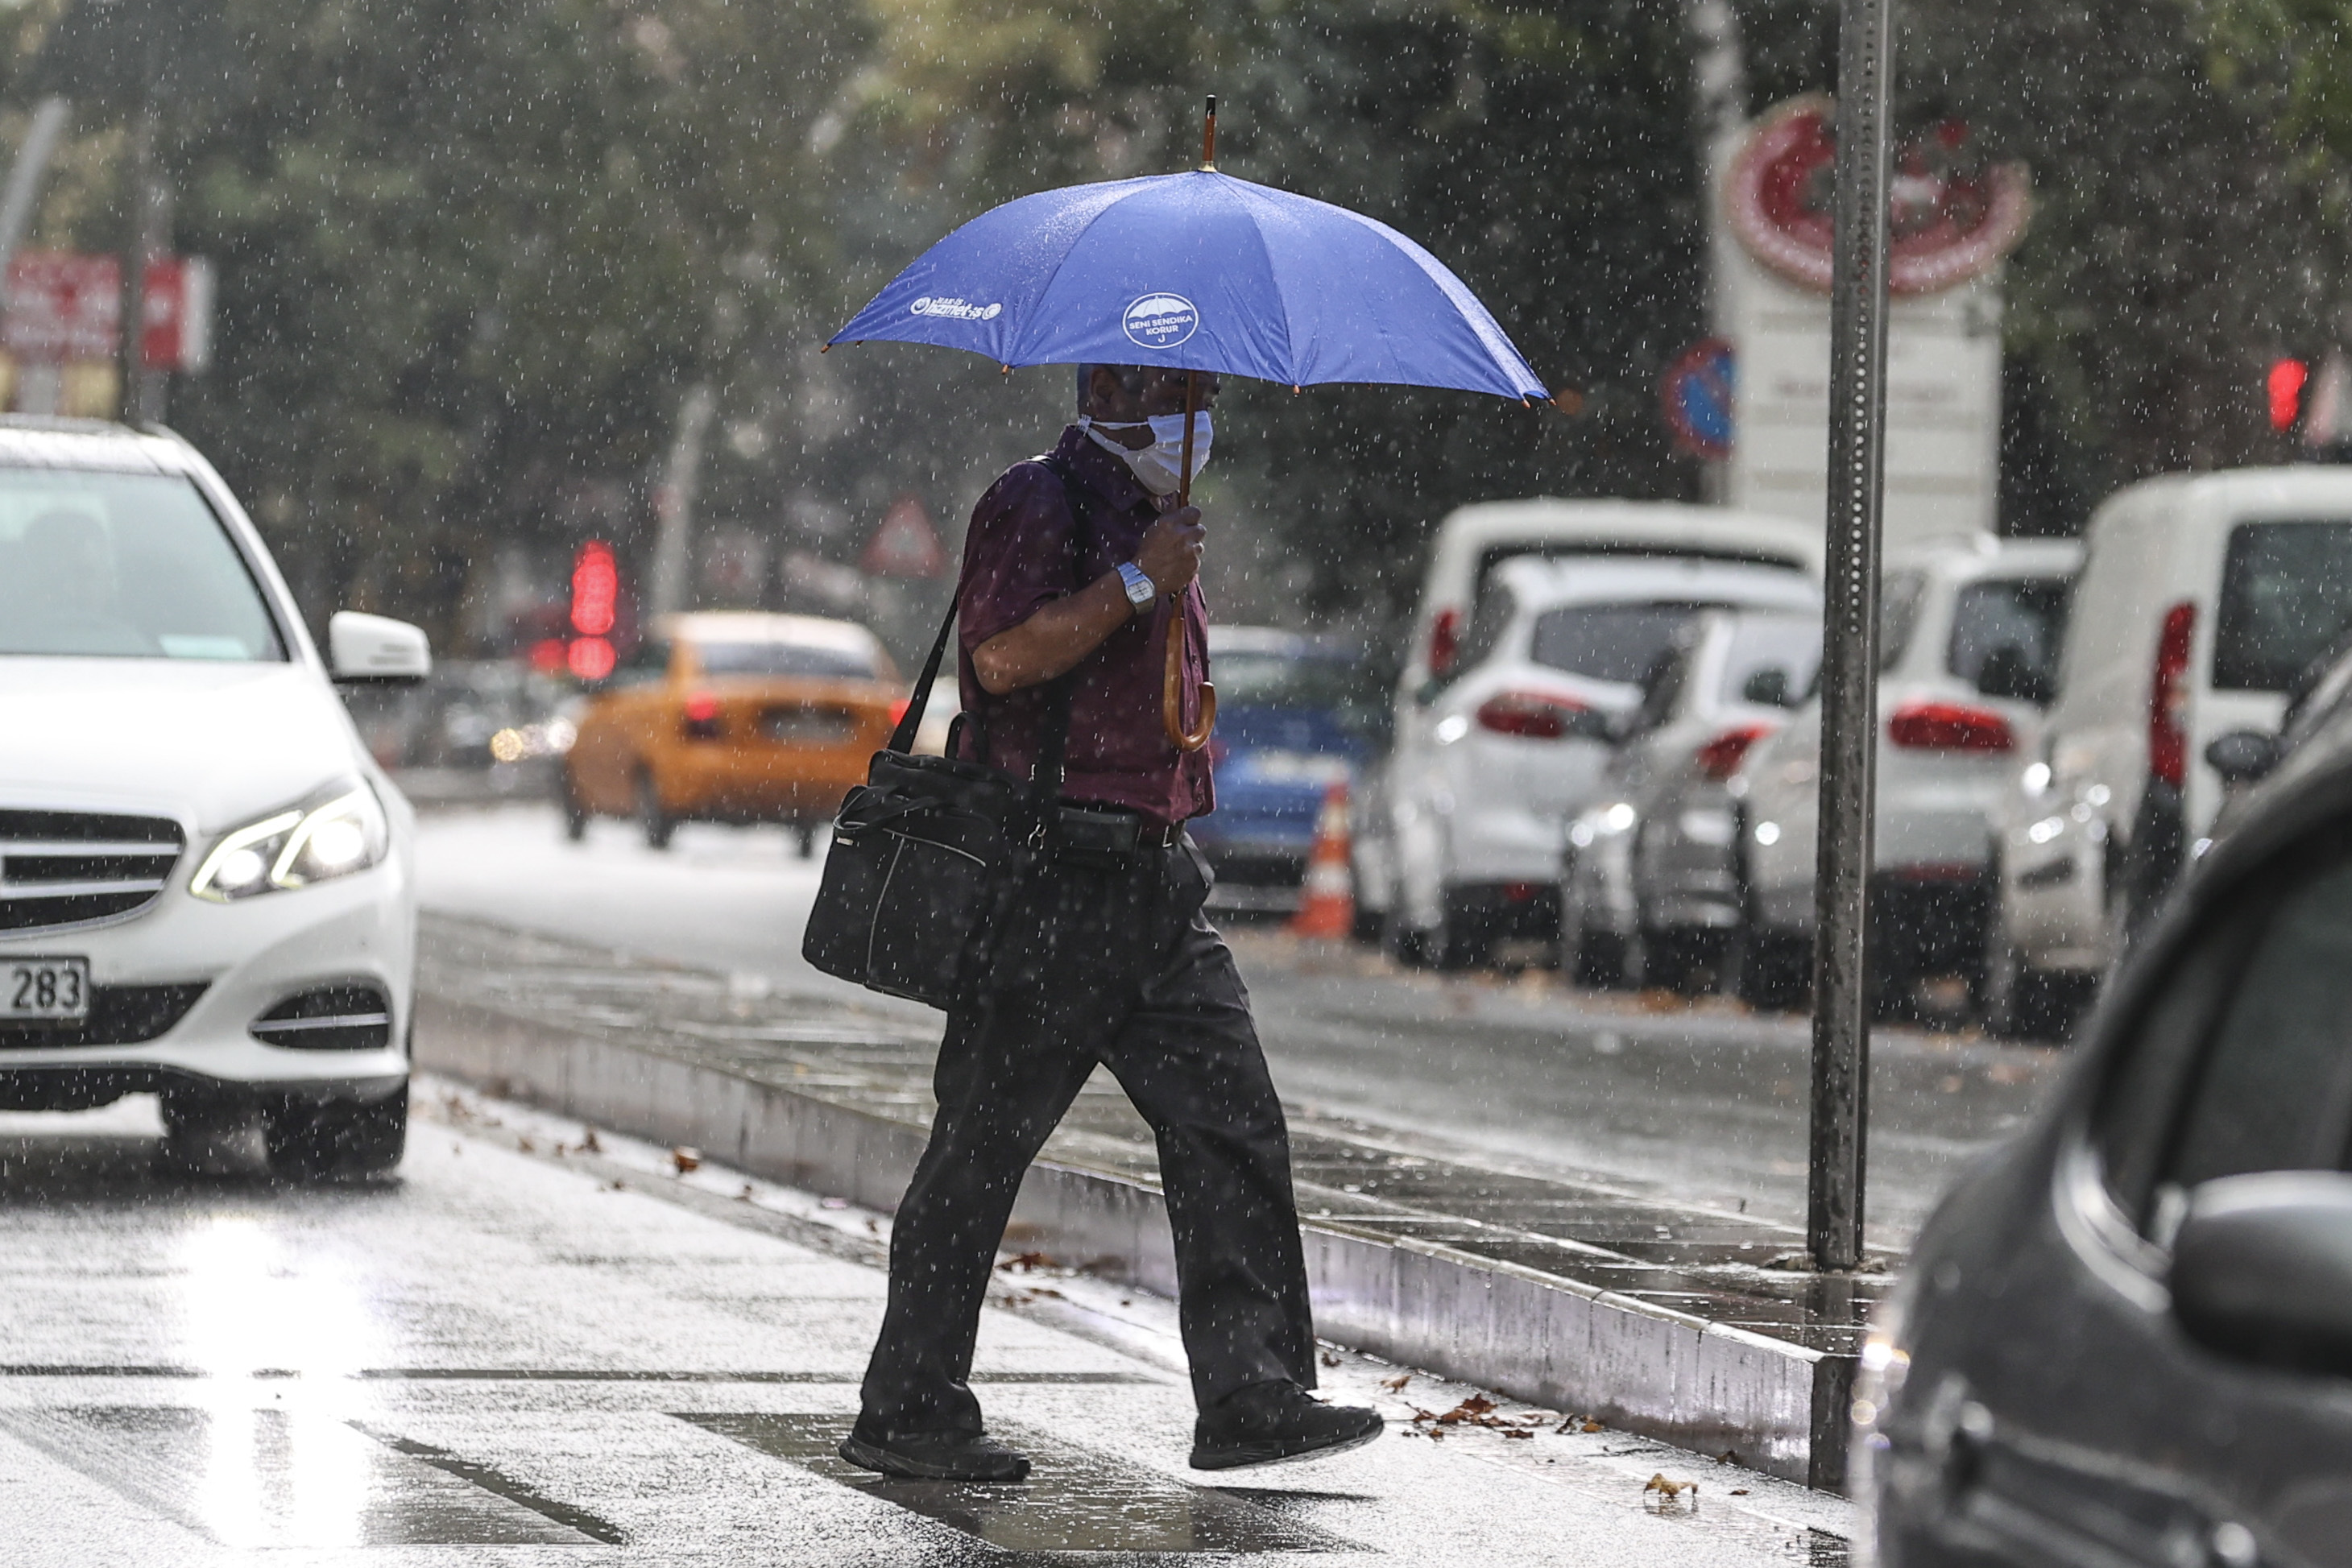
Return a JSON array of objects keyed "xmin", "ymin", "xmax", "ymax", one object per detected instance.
[
  {"xmin": 819, "ymin": 342, "xmax": 830, "ymax": 354},
  {"xmin": 1201, "ymin": 94, "xmax": 1217, "ymax": 172}
]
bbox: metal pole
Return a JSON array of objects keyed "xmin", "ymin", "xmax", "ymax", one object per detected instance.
[
  {"xmin": 1807, "ymin": 0, "xmax": 1894, "ymax": 1273},
  {"xmin": 0, "ymin": 97, "xmax": 71, "ymax": 274},
  {"xmin": 648, "ymin": 381, "xmax": 716, "ymax": 621}
]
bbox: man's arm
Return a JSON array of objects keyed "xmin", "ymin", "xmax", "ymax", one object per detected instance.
[{"xmin": 971, "ymin": 507, "xmax": 1205, "ymax": 695}]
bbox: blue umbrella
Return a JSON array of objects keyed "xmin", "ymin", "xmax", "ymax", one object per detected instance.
[
  {"xmin": 831, "ymin": 101, "xmax": 1551, "ymax": 749},
  {"xmin": 830, "ymin": 164, "xmax": 1549, "ymax": 405}
]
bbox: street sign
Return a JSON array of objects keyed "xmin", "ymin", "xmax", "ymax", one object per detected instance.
[
  {"xmin": 4, "ymin": 251, "xmax": 118, "ymax": 361},
  {"xmin": 861, "ymin": 494, "xmax": 946, "ymax": 578},
  {"xmin": 1725, "ymin": 97, "xmax": 2027, "ymax": 298},
  {"xmin": 139, "ymin": 256, "xmax": 213, "ymax": 372},
  {"xmin": 2, "ymin": 250, "xmax": 212, "ymax": 367},
  {"xmin": 1661, "ymin": 338, "xmax": 1735, "ymax": 460}
]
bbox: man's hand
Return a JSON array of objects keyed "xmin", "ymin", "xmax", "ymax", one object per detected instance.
[{"xmin": 1137, "ymin": 507, "xmax": 1205, "ymax": 597}]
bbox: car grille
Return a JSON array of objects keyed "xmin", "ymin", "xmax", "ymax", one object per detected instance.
[
  {"xmin": 0, "ymin": 810, "xmax": 184, "ymax": 933},
  {"xmin": 250, "ymin": 985, "xmax": 393, "ymax": 1051},
  {"xmin": 0, "ymin": 983, "xmax": 207, "ymax": 1049}
]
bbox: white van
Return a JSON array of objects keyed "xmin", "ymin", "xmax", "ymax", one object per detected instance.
[
  {"xmin": 1352, "ymin": 500, "xmax": 1825, "ymax": 940},
  {"xmin": 1990, "ymin": 467, "xmax": 2352, "ymax": 1034}
]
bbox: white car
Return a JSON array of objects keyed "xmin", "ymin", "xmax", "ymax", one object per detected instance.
[
  {"xmin": 0, "ymin": 419, "xmax": 427, "ymax": 1176},
  {"xmin": 1733, "ymin": 536, "xmax": 2080, "ymax": 1014},
  {"xmin": 1381, "ymin": 554, "xmax": 1817, "ymax": 968},
  {"xmin": 1991, "ymin": 467, "xmax": 2352, "ymax": 1036},
  {"xmin": 1562, "ymin": 603, "xmax": 1820, "ymax": 991},
  {"xmin": 1353, "ymin": 498, "xmax": 1824, "ymax": 937}
]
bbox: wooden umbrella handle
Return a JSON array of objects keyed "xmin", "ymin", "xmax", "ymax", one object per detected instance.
[
  {"xmin": 1163, "ymin": 600, "xmax": 1215, "ymax": 752},
  {"xmin": 1162, "ymin": 360, "xmax": 1216, "ymax": 752}
]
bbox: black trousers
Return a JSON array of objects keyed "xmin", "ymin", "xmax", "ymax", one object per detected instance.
[{"xmin": 856, "ymin": 837, "xmax": 1317, "ymax": 1438}]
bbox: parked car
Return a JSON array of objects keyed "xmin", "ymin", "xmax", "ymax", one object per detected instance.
[
  {"xmin": 343, "ymin": 659, "xmax": 576, "ymax": 773},
  {"xmin": 1854, "ymin": 681, "xmax": 2352, "ymax": 1568},
  {"xmin": 1355, "ymin": 499, "xmax": 1827, "ymax": 939},
  {"xmin": 562, "ymin": 611, "xmax": 901, "ymax": 853},
  {"xmin": 1379, "ymin": 554, "xmax": 1819, "ymax": 969},
  {"xmin": 1186, "ymin": 627, "xmax": 1385, "ymax": 916},
  {"xmin": 1992, "ymin": 469, "xmax": 2352, "ymax": 1037},
  {"xmin": 0, "ymin": 417, "xmax": 427, "ymax": 1177},
  {"xmin": 1562, "ymin": 602, "xmax": 1821, "ymax": 991},
  {"xmin": 1735, "ymin": 536, "xmax": 2081, "ymax": 1016}
]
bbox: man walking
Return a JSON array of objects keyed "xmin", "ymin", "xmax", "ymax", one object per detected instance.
[{"xmin": 840, "ymin": 363, "xmax": 1381, "ymax": 1483}]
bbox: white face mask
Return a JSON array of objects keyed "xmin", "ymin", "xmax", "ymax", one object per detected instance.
[{"xmin": 1079, "ymin": 412, "xmax": 1213, "ymax": 496}]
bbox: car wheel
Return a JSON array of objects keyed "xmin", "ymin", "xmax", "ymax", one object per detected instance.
[
  {"xmin": 1566, "ymin": 925, "xmax": 1628, "ymax": 989},
  {"xmin": 264, "ymin": 1090, "xmax": 408, "ymax": 1181},
  {"xmin": 1431, "ymin": 888, "xmax": 1492, "ymax": 972},
  {"xmin": 635, "ymin": 768, "xmax": 675, "ymax": 850},
  {"xmin": 1382, "ymin": 910, "xmax": 1432, "ymax": 968},
  {"xmin": 1980, "ymin": 937, "xmax": 2089, "ymax": 1041},
  {"xmin": 1732, "ymin": 925, "xmax": 1811, "ymax": 1012},
  {"xmin": 560, "ymin": 768, "xmax": 590, "ymax": 842}
]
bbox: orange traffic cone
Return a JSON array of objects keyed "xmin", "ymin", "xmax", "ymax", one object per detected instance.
[{"xmin": 1290, "ymin": 781, "xmax": 1356, "ymax": 939}]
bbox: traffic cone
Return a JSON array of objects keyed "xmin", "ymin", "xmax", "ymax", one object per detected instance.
[{"xmin": 1290, "ymin": 780, "xmax": 1356, "ymax": 939}]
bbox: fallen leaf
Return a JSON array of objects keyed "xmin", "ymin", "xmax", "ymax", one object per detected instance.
[
  {"xmin": 1729, "ymin": 1488, "xmax": 1750, "ymax": 1496},
  {"xmin": 579, "ymin": 1129, "xmax": 604, "ymax": 1154},
  {"xmin": 1644, "ymin": 1473, "xmax": 1696, "ymax": 1499},
  {"xmin": 1320, "ymin": 1351, "xmax": 1340, "ymax": 1368},
  {"xmin": 997, "ymin": 1251, "xmax": 1055, "ymax": 1272},
  {"xmin": 1502, "ymin": 1429, "xmax": 1532, "ymax": 1440},
  {"xmin": 1381, "ymin": 1375, "xmax": 1413, "ymax": 1392},
  {"xmin": 1580, "ymin": 1420, "xmax": 1604, "ymax": 1434},
  {"xmin": 671, "ymin": 1146, "xmax": 702, "ymax": 1173},
  {"xmin": 516, "ymin": 1136, "xmax": 535, "ymax": 1153},
  {"xmin": 736, "ymin": 1184, "xmax": 756, "ymax": 1202},
  {"xmin": 1716, "ymin": 1450, "xmax": 1738, "ymax": 1465}
]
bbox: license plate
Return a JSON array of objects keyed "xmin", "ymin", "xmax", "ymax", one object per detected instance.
[
  {"xmin": 2, "ymin": 957, "xmax": 91, "ymax": 1021},
  {"xmin": 760, "ymin": 706, "xmax": 857, "ymax": 745}
]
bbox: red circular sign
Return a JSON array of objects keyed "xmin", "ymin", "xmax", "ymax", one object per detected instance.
[{"xmin": 1725, "ymin": 95, "xmax": 2029, "ymax": 296}]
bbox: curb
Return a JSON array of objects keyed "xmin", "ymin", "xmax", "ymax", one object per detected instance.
[{"xmin": 415, "ymin": 990, "xmax": 1850, "ymax": 1487}]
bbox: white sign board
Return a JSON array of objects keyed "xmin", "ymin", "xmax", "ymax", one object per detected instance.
[{"xmin": 1724, "ymin": 246, "xmax": 2004, "ymax": 549}]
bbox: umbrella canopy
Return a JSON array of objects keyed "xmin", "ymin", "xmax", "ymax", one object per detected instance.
[{"xmin": 830, "ymin": 169, "xmax": 1550, "ymax": 403}]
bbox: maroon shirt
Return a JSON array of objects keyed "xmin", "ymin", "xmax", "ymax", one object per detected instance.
[{"xmin": 955, "ymin": 425, "xmax": 1214, "ymax": 824}]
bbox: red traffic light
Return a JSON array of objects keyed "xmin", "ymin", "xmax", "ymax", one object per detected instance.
[
  {"xmin": 2270, "ymin": 358, "xmax": 2309, "ymax": 432},
  {"xmin": 571, "ymin": 540, "xmax": 619, "ymax": 636}
]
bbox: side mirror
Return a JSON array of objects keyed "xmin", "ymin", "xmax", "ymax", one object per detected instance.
[
  {"xmin": 2172, "ymin": 1171, "xmax": 2352, "ymax": 1377},
  {"xmin": 1977, "ymin": 645, "xmax": 2053, "ymax": 705},
  {"xmin": 2205, "ymin": 729, "xmax": 2281, "ymax": 785},
  {"xmin": 329, "ymin": 610, "xmax": 432, "ymax": 685},
  {"xmin": 1741, "ymin": 668, "xmax": 1794, "ymax": 708}
]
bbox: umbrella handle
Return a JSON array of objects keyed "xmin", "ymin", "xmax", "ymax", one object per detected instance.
[
  {"xmin": 1162, "ymin": 362, "xmax": 1215, "ymax": 752},
  {"xmin": 1163, "ymin": 602, "xmax": 1215, "ymax": 752}
]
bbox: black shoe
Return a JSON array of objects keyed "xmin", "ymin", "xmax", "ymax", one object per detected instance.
[
  {"xmin": 1189, "ymin": 1380, "xmax": 1384, "ymax": 1471},
  {"xmin": 837, "ymin": 1427, "xmax": 1031, "ymax": 1483}
]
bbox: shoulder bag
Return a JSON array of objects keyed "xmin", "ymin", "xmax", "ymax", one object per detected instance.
[{"xmin": 800, "ymin": 461, "xmax": 1079, "ymax": 1010}]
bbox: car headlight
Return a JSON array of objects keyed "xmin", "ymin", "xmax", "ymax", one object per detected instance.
[{"xmin": 190, "ymin": 784, "xmax": 391, "ymax": 902}]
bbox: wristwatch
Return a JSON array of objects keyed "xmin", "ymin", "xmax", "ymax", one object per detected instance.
[{"xmin": 1116, "ymin": 561, "xmax": 1157, "ymax": 614}]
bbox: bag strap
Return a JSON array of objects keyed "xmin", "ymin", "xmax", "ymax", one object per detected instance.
[{"xmin": 882, "ymin": 453, "xmax": 1085, "ymax": 795}]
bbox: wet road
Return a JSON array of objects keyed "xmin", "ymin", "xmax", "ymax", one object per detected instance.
[
  {"xmin": 414, "ymin": 804, "xmax": 2062, "ymax": 1248},
  {"xmin": 1, "ymin": 1083, "xmax": 1855, "ymax": 1566}
]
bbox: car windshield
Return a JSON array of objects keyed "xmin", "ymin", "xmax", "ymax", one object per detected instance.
[
  {"xmin": 0, "ymin": 470, "xmax": 284, "ymax": 660},
  {"xmin": 1215, "ymin": 648, "xmax": 1388, "ymax": 738},
  {"xmin": 693, "ymin": 639, "xmax": 880, "ymax": 680},
  {"xmin": 2213, "ymin": 520, "xmax": 2352, "ymax": 692},
  {"xmin": 1948, "ymin": 576, "xmax": 2071, "ymax": 694},
  {"xmin": 1529, "ymin": 602, "xmax": 1704, "ymax": 685},
  {"xmin": 1720, "ymin": 614, "xmax": 1822, "ymax": 705}
]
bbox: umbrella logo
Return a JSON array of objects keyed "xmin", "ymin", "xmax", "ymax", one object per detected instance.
[
  {"xmin": 1123, "ymin": 293, "xmax": 1199, "ymax": 350},
  {"xmin": 909, "ymin": 297, "xmax": 1002, "ymax": 321}
]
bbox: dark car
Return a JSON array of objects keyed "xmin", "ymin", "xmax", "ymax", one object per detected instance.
[
  {"xmin": 1188, "ymin": 627, "xmax": 1386, "ymax": 916},
  {"xmin": 1854, "ymin": 693, "xmax": 2352, "ymax": 1568}
]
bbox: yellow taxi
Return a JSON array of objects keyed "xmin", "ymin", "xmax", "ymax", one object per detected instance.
[{"xmin": 561, "ymin": 612, "xmax": 902, "ymax": 853}]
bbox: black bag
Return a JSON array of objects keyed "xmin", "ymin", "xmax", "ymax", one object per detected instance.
[{"xmin": 800, "ymin": 470, "xmax": 1079, "ymax": 1010}]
